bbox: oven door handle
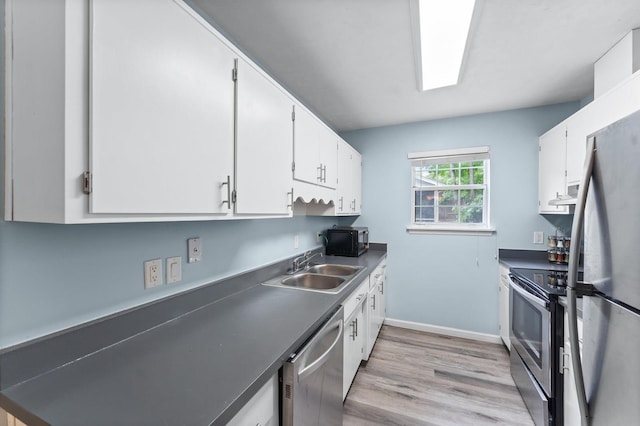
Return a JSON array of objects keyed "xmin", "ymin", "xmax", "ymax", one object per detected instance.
[{"xmin": 508, "ymin": 277, "xmax": 548, "ymax": 309}]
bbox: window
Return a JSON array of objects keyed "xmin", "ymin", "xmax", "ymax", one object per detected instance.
[{"xmin": 408, "ymin": 146, "xmax": 492, "ymax": 234}]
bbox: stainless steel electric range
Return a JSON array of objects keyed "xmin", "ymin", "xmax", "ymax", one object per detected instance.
[{"xmin": 508, "ymin": 267, "xmax": 581, "ymax": 426}]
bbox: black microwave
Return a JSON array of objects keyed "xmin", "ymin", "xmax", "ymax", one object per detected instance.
[{"xmin": 325, "ymin": 227, "xmax": 369, "ymax": 257}]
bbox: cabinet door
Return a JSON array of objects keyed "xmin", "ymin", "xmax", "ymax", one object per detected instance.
[
  {"xmin": 294, "ymin": 105, "xmax": 337, "ymax": 189},
  {"xmin": 343, "ymin": 302, "xmax": 365, "ymax": 400},
  {"xmin": 336, "ymin": 141, "xmax": 362, "ymax": 215},
  {"xmin": 226, "ymin": 373, "xmax": 278, "ymax": 426},
  {"xmin": 566, "ymin": 72, "xmax": 640, "ymax": 185},
  {"xmin": 336, "ymin": 140, "xmax": 352, "ymax": 214},
  {"xmin": 236, "ymin": 58, "xmax": 294, "ymax": 215},
  {"xmin": 377, "ymin": 274, "xmax": 387, "ymax": 329},
  {"xmin": 90, "ymin": 0, "xmax": 235, "ymax": 214},
  {"xmin": 351, "ymin": 149, "xmax": 362, "ymax": 214},
  {"xmin": 498, "ymin": 265, "xmax": 511, "ymax": 349},
  {"xmin": 538, "ymin": 124, "xmax": 569, "ymax": 214},
  {"xmin": 565, "ymin": 102, "xmax": 598, "ymax": 187},
  {"xmin": 294, "ymin": 106, "xmax": 322, "ymax": 185},
  {"xmin": 318, "ymin": 132, "xmax": 338, "ymax": 189}
]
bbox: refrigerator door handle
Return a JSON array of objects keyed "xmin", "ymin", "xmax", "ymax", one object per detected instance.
[{"xmin": 567, "ymin": 135, "xmax": 596, "ymax": 426}]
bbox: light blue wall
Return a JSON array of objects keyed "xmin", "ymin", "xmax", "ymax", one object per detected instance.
[
  {"xmin": 0, "ymin": 217, "xmax": 336, "ymax": 349},
  {"xmin": 340, "ymin": 103, "xmax": 579, "ymax": 335}
]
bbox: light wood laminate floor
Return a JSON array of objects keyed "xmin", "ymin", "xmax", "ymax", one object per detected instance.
[{"xmin": 343, "ymin": 325, "xmax": 534, "ymax": 426}]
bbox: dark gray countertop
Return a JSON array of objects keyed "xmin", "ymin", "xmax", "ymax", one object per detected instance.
[
  {"xmin": 498, "ymin": 248, "xmax": 571, "ymax": 271},
  {"xmin": 499, "ymin": 249, "xmax": 583, "ymax": 317},
  {"xmin": 0, "ymin": 248, "xmax": 387, "ymax": 425}
]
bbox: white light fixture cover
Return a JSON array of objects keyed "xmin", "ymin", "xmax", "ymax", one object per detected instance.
[{"xmin": 411, "ymin": 0, "xmax": 476, "ymax": 91}]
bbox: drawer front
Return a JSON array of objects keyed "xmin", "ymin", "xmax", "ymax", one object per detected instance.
[
  {"xmin": 343, "ymin": 278, "xmax": 369, "ymax": 318},
  {"xmin": 369, "ymin": 258, "xmax": 387, "ymax": 290}
]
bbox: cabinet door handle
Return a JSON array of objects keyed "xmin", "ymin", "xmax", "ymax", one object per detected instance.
[
  {"xmin": 317, "ymin": 164, "xmax": 323, "ymax": 181},
  {"xmin": 371, "ymin": 294, "xmax": 376, "ymax": 310},
  {"xmin": 339, "ymin": 196, "xmax": 344, "ymax": 211},
  {"xmin": 322, "ymin": 165, "xmax": 327, "ymax": 183},
  {"xmin": 560, "ymin": 347, "xmax": 570, "ymax": 374},
  {"xmin": 379, "ymin": 281, "xmax": 384, "ymax": 295},
  {"xmin": 221, "ymin": 175, "xmax": 231, "ymax": 210},
  {"xmin": 351, "ymin": 318, "xmax": 358, "ymax": 340},
  {"xmin": 287, "ymin": 187, "xmax": 294, "ymax": 209}
]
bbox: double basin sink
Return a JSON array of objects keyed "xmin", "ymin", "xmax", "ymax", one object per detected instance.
[{"xmin": 262, "ymin": 263, "xmax": 364, "ymax": 294}]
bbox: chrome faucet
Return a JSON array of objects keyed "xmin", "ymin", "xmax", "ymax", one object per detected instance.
[{"xmin": 291, "ymin": 251, "xmax": 324, "ymax": 273}]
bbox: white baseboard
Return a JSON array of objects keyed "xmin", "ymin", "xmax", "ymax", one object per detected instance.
[{"xmin": 383, "ymin": 318, "xmax": 502, "ymax": 344}]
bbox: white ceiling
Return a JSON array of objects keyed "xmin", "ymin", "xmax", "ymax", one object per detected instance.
[{"xmin": 190, "ymin": 0, "xmax": 640, "ymax": 132}]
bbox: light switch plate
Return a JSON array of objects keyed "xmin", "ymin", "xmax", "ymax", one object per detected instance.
[
  {"xmin": 166, "ymin": 256, "xmax": 182, "ymax": 284},
  {"xmin": 533, "ymin": 231, "xmax": 544, "ymax": 244},
  {"xmin": 188, "ymin": 238, "xmax": 202, "ymax": 263}
]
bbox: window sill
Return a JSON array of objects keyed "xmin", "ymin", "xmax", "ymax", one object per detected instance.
[{"xmin": 406, "ymin": 225, "xmax": 496, "ymax": 236}]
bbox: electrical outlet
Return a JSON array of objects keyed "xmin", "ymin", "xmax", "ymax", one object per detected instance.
[
  {"xmin": 317, "ymin": 232, "xmax": 323, "ymax": 243},
  {"xmin": 294, "ymin": 234, "xmax": 299, "ymax": 249},
  {"xmin": 533, "ymin": 231, "xmax": 544, "ymax": 244},
  {"xmin": 188, "ymin": 238, "xmax": 202, "ymax": 263},
  {"xmin": 144, "ymin": 259, "xmax": 163, "ymax": 289},
  {"xmin": 166, "ymin": 256, "xmax": 182, "ymax": 284}
]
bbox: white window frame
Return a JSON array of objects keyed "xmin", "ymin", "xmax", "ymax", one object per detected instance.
[{"xmin": 407, "ymin": 146, "xmax": 495, "ymax": 235}]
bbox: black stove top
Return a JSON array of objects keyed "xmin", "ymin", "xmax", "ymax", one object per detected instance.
[{"xmin": 510, "ymin": 267, "xmax": 582, "ymax": 298}]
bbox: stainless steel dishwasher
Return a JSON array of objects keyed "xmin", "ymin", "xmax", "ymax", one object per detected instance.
[{"xmin": 282, "ymin": 306, "xmax": 344, "ymax": 426}]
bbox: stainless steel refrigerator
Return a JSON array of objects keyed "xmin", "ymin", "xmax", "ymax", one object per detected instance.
[{"xmin": 567, "ymin": 108, "xmax": 640, "ymax": 425}]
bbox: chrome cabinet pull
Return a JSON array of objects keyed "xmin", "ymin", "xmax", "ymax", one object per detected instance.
[
  {"xmin": 339, "ymin": 196, "xmax": 344, "ymax": 211},
  {"xmin": 317, "ymin": 164, "xmax": 323, "ymax": 182},
  {"xmin": 287, "ymin": 187, "xmax": 294, "ymax": 209},
  {"xmin": 351, "ymin": 319, "xmax": 357, "ymax": 341},
  {"xmin": 560, "ymin": 347, "xmax": 570, "ymax": 374},
  {"xmin": 379, "ymin": 281, "xmax": 384, "ymax": 295},
  {"xmin": 371, "ymin": 294, "xmax": 376, "ymax": 310},
  {"xmin": 221, "ymin": 175, "xmax": 231, "ymax": 210},
  {"xmin": 322, "ymin": 164, "xmax": 327, "ymax": 183}
]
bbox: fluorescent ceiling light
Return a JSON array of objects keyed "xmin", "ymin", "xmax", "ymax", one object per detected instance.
[{"xmin": 412, "ymin": 0, "xmax": 476, "ymax": 91}]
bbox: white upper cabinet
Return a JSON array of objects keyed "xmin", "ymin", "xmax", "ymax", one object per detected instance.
[
  {"xmin": 235, "ymin": 58, "xmax": 294, "ymax": 215},
  {"xmin": 4, "ymin": 0, "xmax": 357, "ymax": 223},
  {"xmin": 565, "ymin": 70, "xmax": 640, "ymax": 186},
  {"xmin": 293, "ymin": 106, "xmax": 337, "ymax": 189},
  {"xmin": 538, "ymin": 123, "xmax": 569, "ymax": 214},
  {"xmin": 90, "ymin": 0, "xmax": 235, "ymax": 215},
  {"xmin": 336, "ymin": 140, "xmax": 362, "ymax": 215}
]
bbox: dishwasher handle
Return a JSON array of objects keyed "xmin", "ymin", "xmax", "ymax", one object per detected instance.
[{"xmin": 297, "ymin": 320, "xmax": 343, "ymax": 381}]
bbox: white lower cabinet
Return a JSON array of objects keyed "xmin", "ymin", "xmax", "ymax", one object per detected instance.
[
  {"xmin": 562, "ymin": 311, "xmax": 584, "ymax": 426},
  {"xmin": 342, "ymin": 278, "xmax": 369, "ymax": 400},
  {"xmin": 226, "ymin": 373, "xmax": 278, "ymax": 426},
  {"xmin": 365, "ymin": 258, "xmax": 387, "ymax": 360},
  {"xmin": 498, "ymin": 264, "xmax": 511, "ymax": 349}
]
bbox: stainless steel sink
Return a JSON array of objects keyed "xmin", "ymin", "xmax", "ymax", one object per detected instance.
[
  {"xmin": 281, "ymin": 273, "xmax": 345, "ymax": 290},
  {"xmin": 261, "ymin": 263, "xmax": 364, "ymax": 293},
  {"xmin": 305, "ymin": 264, "xmax": 361, "ymax": 276}
]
